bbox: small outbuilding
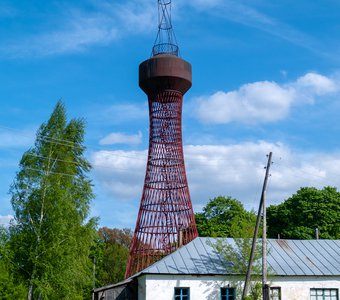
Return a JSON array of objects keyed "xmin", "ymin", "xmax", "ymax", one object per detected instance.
[{"xmin": 93, "ymin": 237, "xmax": 340, "ymax": 300}]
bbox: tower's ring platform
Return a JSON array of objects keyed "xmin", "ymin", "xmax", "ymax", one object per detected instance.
[{"xmin": 139, "ymin": 54, "xmax": 192, "ymax": 96}]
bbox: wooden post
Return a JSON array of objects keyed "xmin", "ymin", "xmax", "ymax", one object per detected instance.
[{"xmin": 242, "ymin": 152, "xmax": 272, "ymax": 300}]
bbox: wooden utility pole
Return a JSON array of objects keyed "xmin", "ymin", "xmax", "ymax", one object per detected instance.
[
  {"xmin": 262, "ymin": 153, "xmax": 270, "ymax": 300},
  {"xmin": 242, "ymin": 152, "xmax": 272, "ymax": 300}
]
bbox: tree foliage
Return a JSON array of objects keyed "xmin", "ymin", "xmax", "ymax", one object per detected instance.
[
  {"xmin": 8, "ymin": 101, "xmax": 97, "ymax": 299},
  {"xmin": 195, "ymin": 196, "xmax": 257, "ymax": 238},
  {"xmin": 214, "ymin": 237, "xmax": 262, "ymax": 300},
  {"xmin": 0, "ymin": 226, "xmax": 26, "ymax": 300},
  {"xmin": 267, "ymin": 186, "xmax": 340, "ymax": 239},
  {"xmin": 94, "ymin": 227, "xmax": 133, "ymax": 286}
]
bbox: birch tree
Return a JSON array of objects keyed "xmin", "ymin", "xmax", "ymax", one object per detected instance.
[{"xmin": 9, "ymin": 101, "xmax": 97, "ymax": 299}]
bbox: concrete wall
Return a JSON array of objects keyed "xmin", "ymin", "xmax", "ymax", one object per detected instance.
[{"xmin": 137, "ymin": 274, "xmax": 340, "ymax": 300}]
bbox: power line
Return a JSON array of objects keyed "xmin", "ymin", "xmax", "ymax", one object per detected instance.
[
  {"xmin": 26, "ymin": 167, "xmax": 78, "ymax": 178},
  {"xmin": 2, "ymin": 124, "xmax": 340, "ymax": 186},
  {"xmin": 25, "ymin": 153, "xmax": 85, "ymax": 167},
  {"xmin": 0, "ymin": 125, "xmax": 85, "ymax": 150},
  {"xmin": 0, "ymin": 124, "xmax": 264, "ymax": 163}
]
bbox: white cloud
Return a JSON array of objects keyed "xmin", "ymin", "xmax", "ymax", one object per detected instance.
[
  {"xmin": 0, "ymin": 215, "xmax": 13, "ymax": 227},
  {"xmin": 90, "ymin": 142, "xmax": 340, "ymax": 213},
  {"xmin": 194, "ymin": 72, "xmax": 338, "ymax": 124},
  {"xmin": 99, "ymin": 131, "xmax": 142, "ymax": 146},
  {"xmin": 297, "ymin": 73, "xmax": 337, "ymax": 93},
  {"xmin": 294, "ymin": 73, "xmax": 338, "ymax": 99},
  {"xmin": 196, "ymin": 81, "xmax": 294, "ymax": 124},
  {"xmin": 91, "ymin": 150, "xmax": 147, "ymax": 200}
]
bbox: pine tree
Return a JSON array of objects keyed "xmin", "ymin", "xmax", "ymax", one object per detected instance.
[{"xmin": 9, "ymin": 101, "xmax": 97, "ymax": 299}]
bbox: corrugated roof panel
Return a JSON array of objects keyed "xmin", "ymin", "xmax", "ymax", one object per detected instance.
[
  {"xmin": 287, "ymin": 240, "xmax": 318, "ymax": 275},
  {"xmin": 153, "ymin": 259, "xmax": 170, "ymax": 274},
  {"xmin": 199, "ymin": 238, "xmax": 226, "ymax": 274},
  {"xmin": 299, "ymin": 240, "xmax": 335, "ymax": 275},
  {"xmin": 326, "ymin": 240, "xmax": 340, "ymax": 260},
  {"xmin": 139, "ymin": 237, "xmax": 340, "ymax": 277},
  {"xmin": 268, "ymin": 240, "xmax": 302, "ymax": 275},
  {"xmin": 188, "ymin": 238, "xmax": 211, "ymax": 274},
  {"xmin": 178, "ymin": 243, "xmax": 200, "ymax": 273},
  {"xmin": 318, "ymin": 240, "xmax": 340, "ymax": 272},
  {"xmin": 166, "ymin": 249, "xmax": 188, "ymax": 274},
  {"xmin": 267, "ymin": 241, "xmax": 288, "ymax": 275}
]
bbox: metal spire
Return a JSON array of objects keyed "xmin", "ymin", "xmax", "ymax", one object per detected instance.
[{"xmin": 152, "ymin": 0, "xmax": 179, "ymax": 56}]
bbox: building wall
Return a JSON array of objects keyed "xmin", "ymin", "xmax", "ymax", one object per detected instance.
[
  {"xmin": 137, "ymin": 274, "xmax": 340, "ymax": 300},
  {"xmin": 92, "ymin": 281, "xmax": 138, "ymax": 300},
  {"xmin": 273, "ymin": 276, "xmax": 340, "ymax": 300}
]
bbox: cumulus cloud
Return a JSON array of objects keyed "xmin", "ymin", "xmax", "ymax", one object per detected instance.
[
  {"xmin": 195, "ymin": 81, "xmax": 295, "ymax": 124},
  {"xmin": 90, "ymin": 142, "xmax": 340, "ymax": 213},
  {"xmin": 296, "ymin": 73, "xmax": 337, "ymax": 94},
  {"xmin": 194, "ymin": 72, "xmax": 338, "ymax": 124},
  {"xmin": 293, "ymin": 73, "xmax": 338, "ymax": 103},
  {"xmin": 91, "ymin": 150, "xmax": 147, "ymax": 200},
  {"xmin": 99, "ymin": 131, "xmax": 142, "ymax": 146}
]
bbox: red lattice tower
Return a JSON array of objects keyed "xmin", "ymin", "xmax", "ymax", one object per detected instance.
[{"xmin": 125, "ymin": 0, "xmax": 198, "ymax": 278}]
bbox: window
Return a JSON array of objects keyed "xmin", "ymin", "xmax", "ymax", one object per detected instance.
[
  {"xmin": 270, "ymin": 287, "xmax": 281, "ymax": 300},
  {"xmin": 221, "ymin": 287, "xmax": 236, "ymax": 300},
  {"xmin": 174, "ymin": 287, "xmax": 190, "ymax": 300},
  {"xmin": 310, "ymin": 289, "xmax": 338, "ymax": 300}
]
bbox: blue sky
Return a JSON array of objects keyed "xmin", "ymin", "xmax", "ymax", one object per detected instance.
[{"xmin": 1, "ymin": 0, "xmax": 340, "ymax": 229}]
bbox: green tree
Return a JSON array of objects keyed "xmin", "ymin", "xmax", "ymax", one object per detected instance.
[
  {"xmin": 213, "ymin": 237, "xmax": 262, "ymax": 300},
  {"xmin": 195, "ymin": 196, "xmax": 257, "ymax": 238},
  {"xmin": 9, "ymin": 101, "xmax": 97, "ymax": 299},
  {"xmin": 95, "ymin": 227, "xmax": 133, "ymax": 286},
  {"xmin": 267, "ymin": 186, "xmax": 340, "ymax": 239},
  {"xmin": 0, "ymin": 226, "xmax": 26, "ymax": 299}
]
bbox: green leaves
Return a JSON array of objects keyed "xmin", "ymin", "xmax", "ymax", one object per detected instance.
[
  {"xmin": 195, "ymin": 196, "xmax": 257, "ymax": 238},
  {"xmin": 7, "ymin": 101, "xmax": 97, "ymax": 299},
  {"xmin": 267, "ymin": 186, "xmax": 340, "ymax": 239},
  {"xmin": 212, "ymin": 237, "xmax": 263, "ymax": 300},
  {"xmin": 94, "ymin": 227, "xmax": 133, "ymax": 286}
]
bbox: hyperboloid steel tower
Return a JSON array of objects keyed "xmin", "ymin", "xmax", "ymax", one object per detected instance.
[{"xmin": 125, "ymin": 0, "xmax": 198, "ymax": 278}]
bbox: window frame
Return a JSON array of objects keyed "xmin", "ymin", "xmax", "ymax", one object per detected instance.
[
  {"xmin": 310, "ymin": 288, "xmax": 339, "ymax": 300},
  {"xmin": 174, "ymin": 287, "xmax": 190, "ymax": 300},
  {"xmin": 221, "ymin": 287, "xmax": 236, "ymax": 300},
  {"xmin": 270, "ymin": 286, "xmax": 281, "ymax": 300}
]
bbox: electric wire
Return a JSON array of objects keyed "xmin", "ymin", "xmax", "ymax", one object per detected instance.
[
  {"xmin": 25, "ymin": 167, "xmax": 79, "ymax": 177},
  {"xmin": 2, "ymin": 124, "xmax": 340, "ymax": 188},
  {"xmin": 0, "ymin": 124, "xmax": 262, "ymax": 163}
]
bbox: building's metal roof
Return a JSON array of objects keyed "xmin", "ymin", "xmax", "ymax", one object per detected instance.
[{"xmin": 138, "ymin": 237, "xmax": 340, "ymax": 276}]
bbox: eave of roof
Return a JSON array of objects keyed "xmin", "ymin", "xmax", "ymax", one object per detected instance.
[{"xmin": 92, "ymin": 278, "xmax": 133, "ymax": 293}]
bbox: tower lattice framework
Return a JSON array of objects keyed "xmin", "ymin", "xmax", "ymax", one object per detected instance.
[{"xmin": 125, "ymin": 0, "xmax": 198, "ymax": 278}]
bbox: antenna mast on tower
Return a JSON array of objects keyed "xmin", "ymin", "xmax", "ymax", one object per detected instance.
[{"xmin": 152, "ymin": 0, "xmax": 179, "ymax": 56}]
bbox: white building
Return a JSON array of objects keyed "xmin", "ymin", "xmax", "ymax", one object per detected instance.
[{"xmin": 93, "ymin": 237, "xmax": 340, "ymax": 300}]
